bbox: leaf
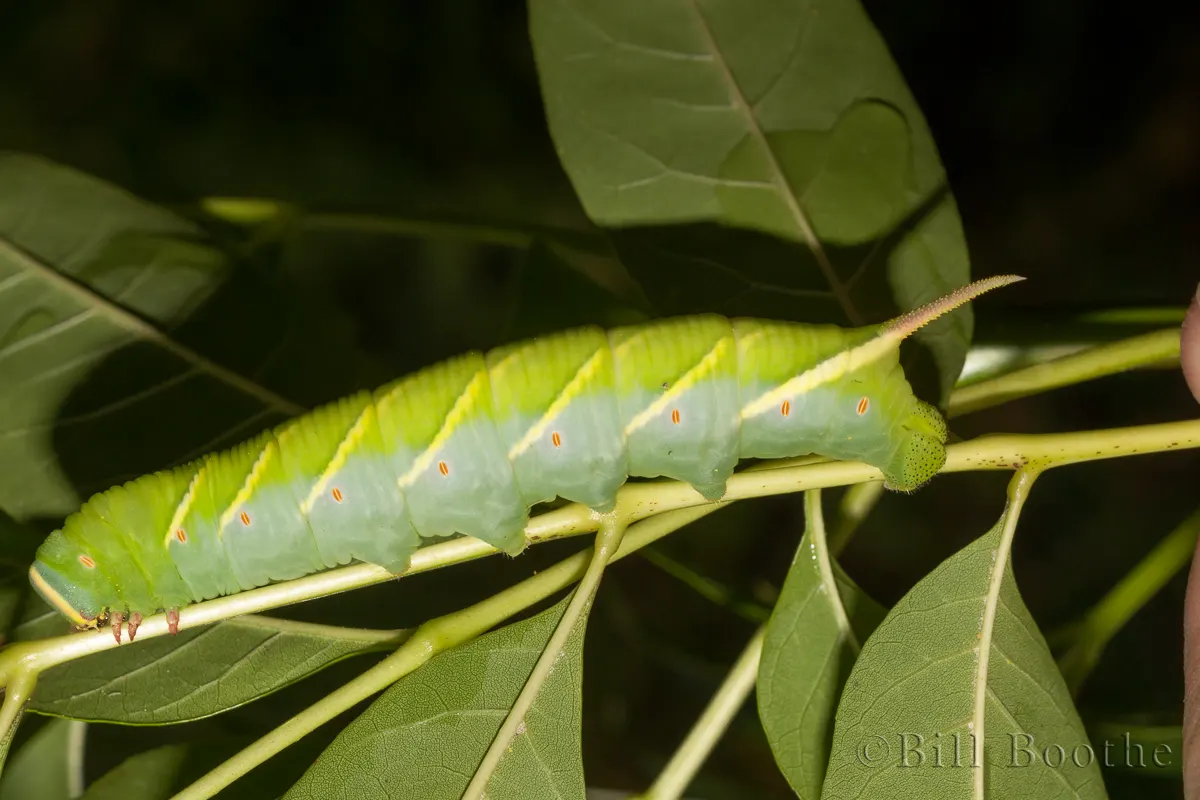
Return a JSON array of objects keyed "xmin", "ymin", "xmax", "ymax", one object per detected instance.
[
  {"xmin": 529, "ymin": 0, "xmax": 976, "ymax": 404},
  {"xmin": 12, "ymin": 594, "xmax": 72, "ymax": 643},
  {"xmin": 0, "ymin": 153, "xmax": 388, "ymax": 522},
  {"xmin": 0, "ymin": 153, "xmax": 230, "ymax": 519},
  {"xmin": 29, "ymin": 617, "xmax": 406, "ymax": 724},
  {"xmin": 757, "ymin": 491, "xmax": 886, "ymax": 798},
  {"xmin": 283, "ymin": 593, "xmax": 587, "ymax": 800},
  {"xmin": 79, "ymin": 744, "xmax": 188, "ymax": 800},
  {"xmin": 0, "ymin": 718, "xmax": 86, "ymax": 800},
  {"xmin": 821, "ymin": 477, "xmax": 1108, "ymax": 799}
]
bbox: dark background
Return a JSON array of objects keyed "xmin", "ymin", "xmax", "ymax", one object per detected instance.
[{"xmin": 1, "ymin": 1, "xmax": 1198, "ymax": 797}]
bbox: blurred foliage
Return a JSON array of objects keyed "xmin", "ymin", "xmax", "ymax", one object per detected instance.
[{"xmin": 0, "ymin": 1, "xmax": 1196, "ymax": 798}]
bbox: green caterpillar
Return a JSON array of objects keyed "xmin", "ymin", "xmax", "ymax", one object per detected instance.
[{"xmin": 29, "ymin": 275, "xmax": 1022, "ymax": 642}]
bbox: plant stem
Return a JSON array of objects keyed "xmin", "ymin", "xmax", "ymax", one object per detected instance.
[
  {"xmin": 829, "ymin": 480, "xmax": 885, "ymax": 555},
  {"xmin": 1059, "ymin": 505, "xmax": 1200, "ymax": 695},
  {"xmin": 3, "ymin": 418, "xmax": 1198, "ymax": 691},
  {"xmin": 640, "ymin": 548, "xmax": 771, "ymax": 624},
  {"xmin": 0, "ymin": 502, "xmax": 598, "ymax": 681},
  {"xmin": 171, "ymin": 548, "xmax": 592, "ymax": 800},
  {"xmin": 971, "ymin": 468, "xmax": 1041, "ymax": 799},
  {"xmin": 948, "ymin": 327, "xmax": 1180, "ymax": 417},
  {"xmin": 615, "ymin": 417, "xmax": 1200, "ymax": 523},
  {"xmin": 637, "ymin": 625, "xmax": 767, "ymax": 800},
  {"xmin": 304, "ymin": 212, "xmax": 606, "ymax": 254},
  {"xmin": 807, "ymin": 490, "xmax": 860, "ymax": 655},
  {"xmin": 198, "ymin": 197, "xmax": 604, "ymax": 253},
  {"xmin": 170, "ymin": 505, "xmax": 716, "ymax": 800},
  {"xmin": 0, "ymin": 670, "xmax": 36, "ymax": 774}
]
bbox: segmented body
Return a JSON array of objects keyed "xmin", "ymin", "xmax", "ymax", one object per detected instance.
[{"xmin": 29, "ymin": 276, "xmax": 1021, "ymax": 634}]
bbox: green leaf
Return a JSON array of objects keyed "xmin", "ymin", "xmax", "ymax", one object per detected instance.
[
  {"xmin": 79, "ymin": 744, "xmax": 188, "ymax": 800},
  {"xmin": 0, "ymin": 718, "xmax": 85, "ymax": 800},
  {"xmin": 12, "ymin": 594, "xmax": 72, "ymax": 643},
  {"xmin": 284, "ymin": 593, "xmax": 586, "ymax": 800},
  {"xmin": 29, "ymin": 617, "xmax": 406, "ymax": 724},
  {"xmin": 529, "ymin": 0, "xmax": 976, "ymax": 404},
  {"xmin": 821, "ymin": 478, "xmax": 1108, "ymax": 799},
  {"xmin": 0, "ymin": 153, "xmax": 230, "ymax": 519},
  {"xmin": 757, "ymin": 491, "xmax": 886, "ymax": 798},
  {"xmin": 0, "ymin": 153, "xmax": 388, "ymax": 524}
]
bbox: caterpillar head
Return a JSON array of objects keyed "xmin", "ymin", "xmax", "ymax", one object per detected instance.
[
  {"xmin": 880, "ymin": 399, "xmax": 949, "ymax": 492},
  {"xmin": 29, "ymin": 529, "xmax": 114, "ymax": 629}
]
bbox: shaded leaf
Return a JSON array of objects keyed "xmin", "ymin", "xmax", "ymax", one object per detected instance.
[
  {"xmin": 821, "ymin": 497, "xmax": 1107, "ymax": 799},
  {"xmin": 0, "ymin": 718, "xmax": 85, "ymax": 800},
  {"xmin": 0, "ymin": 154, "xmax": 229, "ymax": 519},
  {"xmin": 529, "ymin": 0, "xmax": 976, "ymax": 404},
  {"xmin": 757, "ymin": 492, "xmax": 886, "ymax": 798},
  {"xmin": 79, "ymin": 744, "xmax": 187, "ymax": 800},
  {"xmin": 0, "ymin": 153, "xmax": 389, "ymax": 524},
  {"xmin": 29, "ymin": 617, "xmax": 405, "ymax": 724},
  {"xmin": 12, "ymin": 594, "xmax": 72, "ymax": 643},
  {"xmin": 284, "ymin": 593, "xmax": 587, "ymax": 800}
]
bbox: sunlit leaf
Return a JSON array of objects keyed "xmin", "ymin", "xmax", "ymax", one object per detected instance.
[{"xmin": 529, "ymin": 0, "xmax": 976, "ymax": 403}]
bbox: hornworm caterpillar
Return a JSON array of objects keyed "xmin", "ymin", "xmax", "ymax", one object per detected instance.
[{"xmin": 30, "ymin": 275, "xmax": 1022, "ymax": 642}]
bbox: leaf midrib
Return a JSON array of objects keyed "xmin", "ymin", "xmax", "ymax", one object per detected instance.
[
  {"xmin": 0, "ymin": 233, "xmax": 305, "ymax": 418},
  {"xmin": 972, "ymin": 472, "xmax": 1037, "ymax": 799},
  {"xmin": 685, "ymin": 0, "xmax": 862, "ymax": 324}
]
